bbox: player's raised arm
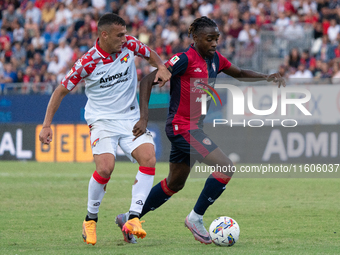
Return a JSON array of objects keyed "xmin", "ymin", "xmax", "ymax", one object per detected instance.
[
  {"xmin": 145, "ymin": 50, "xmax": 171, "ymax": 87},
  {"xmin": 222, "ymin": 63, "xmax": 286, "ymax": 88},
  {"xmin": 132, "ymin": 70, "xmax": 158, "ymax": 140},
  {"xmin": 39, "ymin": 84, "xmax": 69, "ymax": 144}
]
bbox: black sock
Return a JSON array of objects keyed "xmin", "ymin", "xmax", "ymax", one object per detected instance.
[
  {"xmin": 85, "ymin": 215, "xmax": 98, "ymax": 222},
  {"xmin": 128, "ymin": 211, "xmax": 140, "ymax": 220},
  {"xmin": 140, "ymin": 178, "xmax": 176, "ymax": 218},
  {"xmin": 193, "ymin": 174, "xmax": 230, "ymax": 215}
]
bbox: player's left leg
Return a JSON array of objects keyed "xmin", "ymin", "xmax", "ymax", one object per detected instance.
[
  {"xmin": 115, "ymin": 124, "xmax": 156, "ymax": 241},
  {"xmin": 188, "ymin": 147, "xmax": 234, "ymax": 230},
  {"xmin": 120, "ymin": 143, "xmax": 156, "ymax": 239},
  {"xmin": 129, "ymin": 143, "xmax": 156, "ymax": 219},
  {"xmin": 178, "ymin": 130, "xmax": 232, "ymax": 244}
]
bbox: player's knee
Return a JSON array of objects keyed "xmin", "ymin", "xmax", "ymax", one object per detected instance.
[
  {"xmin": 167, "ymin": 181, "xmax": 185, "ymax": 192},
  {"xmin": 218, "ymin": 158, "xmax": 234, "ymax": 169},
  {"xmin": 96, "ymin": 166, "xmax": 114, "ymax": 178},
  {"xmin": 140, "ymin": 154, "xmax": 156, "ymax": 168}
]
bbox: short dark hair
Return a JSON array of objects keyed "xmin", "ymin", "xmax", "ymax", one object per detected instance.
[
  {"xmin": 98, "ymin": 13, "xmax": 126, "ymax": 29},
  {"xmin": 188, "ymin": 16, "xmax": 217, "ymax": 37}
]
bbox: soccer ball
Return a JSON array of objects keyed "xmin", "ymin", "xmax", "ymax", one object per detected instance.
[{"xmin": 209, "ymin": 216, "xmax": 240, "ymax": 246}]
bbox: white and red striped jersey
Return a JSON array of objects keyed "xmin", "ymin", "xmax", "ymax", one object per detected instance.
[{"xmin": 61, "ymin": 36, "xmax": 151, "ymax": 125}]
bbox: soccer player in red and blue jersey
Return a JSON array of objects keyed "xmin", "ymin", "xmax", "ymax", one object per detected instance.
[{"xmin": 130, "ymin": 16, "xmax": 285, "ymax": 244}]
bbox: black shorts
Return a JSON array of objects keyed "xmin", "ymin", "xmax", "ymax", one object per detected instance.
[{"xmin": 167, "ymin": 129, "xmax": 218, "ymax": 167}]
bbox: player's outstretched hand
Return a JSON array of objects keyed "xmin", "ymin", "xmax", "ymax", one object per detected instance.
[
  {"xmin": 267, "ymin": 73, "xmax": 286, "ymax": 88},
  {"xmin": 132, "ymin": 119, "xmax": 147, "ymax": 141},
  {"xmin": 39, "ymin": 126, "xmax": 53, "ymax": 144},
  {"xmin": 154, "ymin": 65, "xmax": 171, "ymax": 87}
]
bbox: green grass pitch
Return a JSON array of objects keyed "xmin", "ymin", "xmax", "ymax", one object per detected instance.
[{"xmin": 0, "ymin": 161, "xmax": 339, "ymax": 254}]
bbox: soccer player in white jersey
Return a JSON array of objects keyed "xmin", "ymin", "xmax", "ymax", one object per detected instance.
[{"xmin": 39, "ymin": 13, "xmax": 171, "ymax": 245}]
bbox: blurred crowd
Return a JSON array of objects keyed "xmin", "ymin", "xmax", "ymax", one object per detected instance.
[{"xmin": 0, "ymin": 0, "xmax": 340, "ymax": 94}]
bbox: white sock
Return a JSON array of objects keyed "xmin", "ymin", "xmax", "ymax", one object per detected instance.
[
  {"xmin": 87, "ymin": 176, "xmax": 107, "ymax": 215},
  {"xmin": 189, "ymin": 209, "xmax": 203, "ymax": 221},
  {"xmin": 129, "ymin": 170, "xmax": 154, "ymax": 214}
]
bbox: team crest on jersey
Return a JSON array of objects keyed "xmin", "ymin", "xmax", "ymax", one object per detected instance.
[
  {"xmin": 120, "ymin": 53, "xmax": 130, "ymax": 63},
  {"xmin": 169, "ymin": 56, "xmax": 180, "ymax": 66},
  {"xmin": 92, "ymin": 138, "xmax": 99, "ymax": 147},
  {"xmin": 203, "ymin": 138, "xmax": 212, "ymax": 145},
  {"xmin": 212, "ymin": 63, "xmax": 216, "ymax": 72}
]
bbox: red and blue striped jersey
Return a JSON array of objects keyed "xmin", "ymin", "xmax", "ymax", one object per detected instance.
[{"xmin": 165, "ymin": 45, "xmax": 231, "ymax": 135}]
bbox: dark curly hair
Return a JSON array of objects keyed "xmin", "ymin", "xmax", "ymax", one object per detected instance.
[{"xmin": 188, "ymin": 16, "xmax": 217, "ymax": 37}]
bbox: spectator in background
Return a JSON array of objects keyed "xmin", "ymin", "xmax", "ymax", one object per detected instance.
[
  {"xmin": 54, "ymin": 2, "xmax": 73, "ymax": 32},
  {"xmin": 32, "ymin": 52, "xmax": 47, "ymax": 77},
  {"xmin": 275, "ymin": 11, "xmax": 290, "ymax": 32},
  {"xmin": 0, "ymin": 28, "xmax": 10, "ymax": 49},
  {"xmin": 25, "ymin": 43, "xmax": 35, "ymax": 63},
  {"xmin": 287, "ymin": 48, "xmax": 301, "ymax": 69},
  {"xmin": 284, "ymin": 0, "xmax": 296, "ymax": 16},
  {"xmin": 181, "ymin": 9, "xmax": 195, "ymax": 27},
  {"xmin": 303, "ymin": 10, "xmax": 319, "ymax": 24},
  {"xmin": 1, "ymin": 62, "xmax": 18, "ymax": 84},
  {"xmin": 53, "ymin": 37, "xmax": 73, "ymax": 66},
  {"xmin": 284, "ymin": 15, "xmax": 304, "ymax": 40},
  {"xmin": 332, "ymin": 62, "xmax": 340, "ymax": 84},
  {"xmin": 320, "ymin": 61, "xmax": 332, "ymax": 79},
  {"xmin": 238, "ymin": 23, "xmax": 257, "ymax": 44},
  {"xmin": 25, "ymin": 1, "xmax": 41, "ymax": 25},
  {"xmin": 198, "ymin": 0, "xmax": 214, "ymax": 17},
  {"xmin": 12, "ymin": 21, "xmax": 25, "ymax": 43},
  {"xmin": 47, "ymin": 54, "xmax": 66, "ymax": 82},
  {"xmin": 31, "ymin": 30, "xmax": 46, "ymax": 55},
  {"xmin": 228, "ymin": 18, "xmax": 243, "ymax": 39},
  {"xmin": 41, "ymin": 2, "xmax": 56, "ymax": 25},
  {"xmin": 327, "ymin": 19, "xmax": 340, "ymax": 44},
  {"xmin": 23, "ymin": 66, "xmax": 34, "ymax": 83},
  {"xmin": 91, "ymin": 0, "xmax": 106, "ymax": 14},
  {"xmin": 1, "ymin": 42, "xmax": 13, "ymax": 63},
  {"xmin": 334, "ymin": 42, "xmax": 340, "ymax": 61},
  {"xmin": 300, "ymin": 49, "xmax": 316, "ymax": 69},
  {"xmin": 161, "ymin": 23, "xmax": 178, "ymax": 45},
  {"xmin": 316, "ymin": 35, "xmax": 335, "ymax": 62},
  {"xmin": 138, "ymin": 25, "xmax": 151, "ymax": 44},
  {"xmin": 2, "ymin": 3, "xmax": 24, "ymax": 30},
  {"xmin": 24, "ymin": 17, "xmax": 39, "ymax": 38},
  {"xmin": 313, "ymin": 21, "xmax": 323, "ymax": 39},
  {"xmin": 12, "ymin": 41, "xmax": 26, "ymax": 68},
  {"xmin": 0, "ymin": 61, "xmax": 4, "ymax": 78},
  {"xmin": 289, "ymin": 63, "xmax": 313, "ymax": 82},
  {"xmin": 125, "ymin": 0, "xmax": 140, "ymax": 22},
  {"xmin": 44, "ymin": 41, "xmax": 56, "ymax": 63}
]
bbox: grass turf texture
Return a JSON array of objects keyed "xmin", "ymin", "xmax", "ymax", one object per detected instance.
[{"xmin": 0, "ymin": 161, "xmax": 339, "ymax": 255}]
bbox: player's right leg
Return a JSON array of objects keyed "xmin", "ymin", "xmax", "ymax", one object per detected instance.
[
  {"xmin": 139, "ymin": 136, "xmax": 192, "ymax": 219},
  {"xmin": 186, "ymin": 145, "xmax": 234, "ymax": 245},
  {"xmin": 83, "ymin": 153, "xmax": 115, "ymax": 245},
  {"xmin": 119, "ymin": 142, "xmax": 156, "ymax": 240},
  {"xmin": 140, "ymin": 161, "xmax": 191, "ymax": 218},
  {"xmin": 83, "ymin": 123, "xmax": 118, "ymax": 245}
]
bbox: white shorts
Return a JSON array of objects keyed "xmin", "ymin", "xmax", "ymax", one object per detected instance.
[{"xmin": 89, "ymin": 119, "xmax": 154, "ymax": 163}]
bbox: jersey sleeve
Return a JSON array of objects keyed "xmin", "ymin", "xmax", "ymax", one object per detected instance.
[
  {"xmin": 165, "ymin": 53, "xmax": 188, "ymax": 77},
  {"xmin": 125, "ymin": 35, "xmax": 151, "ymax": 58},
  {"xmin": 217, "ymin": 51, "xmax": 232, "ymax": 73},
  {"xmin": 61, "ymin": 51, "xmax": 97, "ymax": 90}
]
